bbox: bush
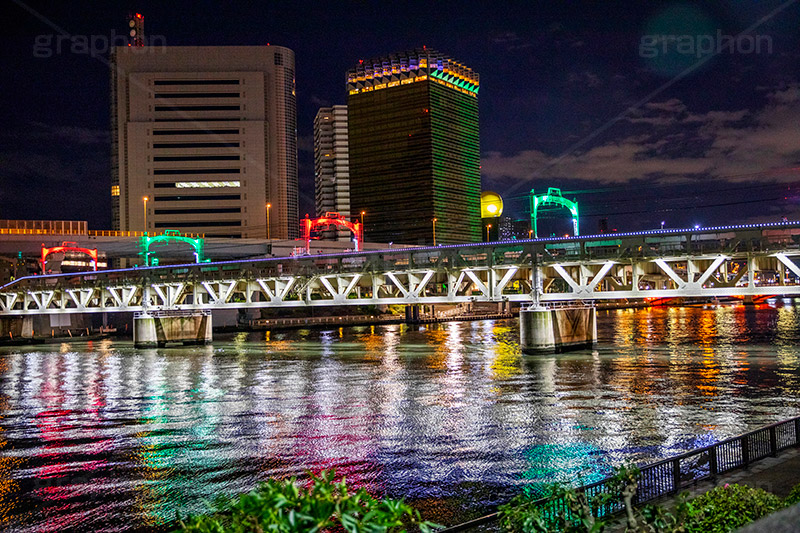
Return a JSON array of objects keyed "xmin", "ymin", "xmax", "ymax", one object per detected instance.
[
  {"xmin": 784, "ymin": 482, "xmax": 800, "ymax": 506},
  {"xmin": 684, "ymin": 484, "xmax": 783, "ymax": 533},
  {"xmin": 498, "ymin": 470, "xmax": 788, "ymax": 533},
  {"xmin": 176, "ymin": 470, "xmax": 439, "ymax": 533}
]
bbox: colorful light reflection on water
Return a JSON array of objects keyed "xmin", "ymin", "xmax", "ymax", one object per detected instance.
[{"xmin": 1, "ymin": 304, "xmax": 800, "ymax": 531}]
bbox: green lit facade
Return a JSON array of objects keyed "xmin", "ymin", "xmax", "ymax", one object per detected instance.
[{"xmin": 347, "ymin": 50, "xmax": 481, "ymax": 245}]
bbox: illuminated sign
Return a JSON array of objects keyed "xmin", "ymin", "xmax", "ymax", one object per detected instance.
[{"xmin": 175, "ymin": 181, "xmax": 240, "ymax": 188}]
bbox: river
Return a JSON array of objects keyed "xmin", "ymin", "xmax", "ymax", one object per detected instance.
[{"xmin": 1, "ymin": 303, "xmax": 799, "ymax": 531}]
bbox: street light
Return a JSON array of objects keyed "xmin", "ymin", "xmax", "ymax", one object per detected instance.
[
  {"xmin": 528, "ymin": 229, "xmax": 533, "ymax": 239},
  {"xmin": 142, "ymin": 196, "xmax": 148, "ymax": 234},
  {"xmin": 661, "ymin": 221, "xmax": 665, "ymax": 230},
  {"xmin": 266, "ymin": 203, "xmax": 271, "ymax": 240},
  {"xmin": 361, "ymin": 211, "xmax": 366, "ymax": 241},
  {"xmin": 486, "ymin": 224, "xmax": 492, "ymax": 242},
  {"xmin": 432, "ymin": 218, "xmax": 438, "ymax": 246}
]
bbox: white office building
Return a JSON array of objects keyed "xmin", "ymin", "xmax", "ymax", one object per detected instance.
[{"xmin": 111, "ymin": 45, "xmax": 298, "ymax": 238}]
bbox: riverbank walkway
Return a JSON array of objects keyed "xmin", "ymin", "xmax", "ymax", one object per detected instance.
[{"xmin": 606, "ymin": 446, "xmax": 800, "ymax": 532}]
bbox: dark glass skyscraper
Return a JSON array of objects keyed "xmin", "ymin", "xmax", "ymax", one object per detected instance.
[{"xmin": 347, "ymin": 49, "xmax": 481, "ymax": 245}]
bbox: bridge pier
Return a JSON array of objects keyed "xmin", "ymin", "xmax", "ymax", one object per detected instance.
[
  {"xmin": 405, "ymin": 305, "xmax": 420, "ymax": 324},
  {"xmin": 0, "ymin": 317, "xmax": 34, "ymax": 340},
  {"xmin": 134, "ymin": 310, "xmax": 212, "ymax": 348},
  {"xmin": 519, "ymin": 305, "xmax": 596, "ymax": 354},
  {"xmin": 498, "ymin": 300, "xmax": 512, "ymax": 314}
]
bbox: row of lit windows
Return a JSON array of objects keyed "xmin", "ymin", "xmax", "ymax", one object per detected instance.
[
  {"xmin": 349, "ymin": 80, "xmax": 478, "ymax": 98},
  {"xmin": 175, "ymin": 181, "xmax": 240, "ymax": 188},
  {"xmin": 348, "ymin": 68, "xmax": 478, "ymax": 89},
  {"xmin": 62, "ymin": 260, "xmax": 108, "ymax": 267},
  {"xmin": 154, "ymin": 194, "xmax": 241, "ymax": 201},
  {"xmin": 349, "ymin": 75, "xmax": 428, "ymax": 95},
  {"xmin": 347, "ymin": 58, "xmax": 477, "ymax": 85}
]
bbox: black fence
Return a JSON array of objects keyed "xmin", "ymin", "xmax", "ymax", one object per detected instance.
[{"xmin": 439, "ymin": 416, "xmax": 800, "ymax": 532}]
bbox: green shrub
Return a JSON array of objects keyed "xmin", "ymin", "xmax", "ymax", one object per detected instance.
[
  {"xmin": 636, "ymin": 492, "xmax": 695, "ymax": 533},
  {"xmin": 684, "ymin": 484, "xmax": 783, "ymax": 533},
  {"xmin": 498, "ymin": 469, "xmax": 790, "ymax": 533},
  {"xmin": 497, "ymin": 490, "xmax": 551, "ymax": 533},
  {"xmin": 498, "ymin": 483, "xmax": 610, "ymax": 533},
  {"xmin": 175, "ymin": 470, "xmax": 439, "ymax": 533},
  {"xmin": 785, "ymin": 482, "xmax": 800, "ymax": 506}
]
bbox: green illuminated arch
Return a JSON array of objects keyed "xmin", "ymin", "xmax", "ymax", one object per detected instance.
[
  {"xmin": 140, "ymin": 230, "xmax": 205, "ymax": 266},
  {"xmin": 530, "ymin": 188, "xmax": 579, "ymax": 238}
]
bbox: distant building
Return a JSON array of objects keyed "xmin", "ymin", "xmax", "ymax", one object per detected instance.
[
  {"xmin": 111, "ymin": 45, "xmax": 298, "ymax": 238},
  {"xmin": 499, "ymin": 216, "xmax": 531, "ymax": 241},
  {"xmin": 347, "ymin": 49, "xmax": 481, "ymax": 245},
  {"xmin": 314, "ymin": 106, "xmax": 351, "ymax": 241}
]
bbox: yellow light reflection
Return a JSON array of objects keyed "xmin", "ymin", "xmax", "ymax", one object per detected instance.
[{"xmin": 490, "ymin": 324, "xmax": 522, "ymax": 380}]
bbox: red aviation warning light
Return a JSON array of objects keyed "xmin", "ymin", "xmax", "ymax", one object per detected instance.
[{"xmin": 126, "ymin": 12, "xmax": 144, "ymax": 47}]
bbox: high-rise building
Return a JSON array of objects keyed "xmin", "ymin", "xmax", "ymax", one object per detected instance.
[
  {"xmin": 111, "ymin": 45, "xmax": 298, "ymax": 238},
  {"xmin": 314, "ymin": 106, "xmax": 351, "ymax": 241},
  {"xmin": 347, "ymin": 49, "xmax": 481, "ymax": 245}
]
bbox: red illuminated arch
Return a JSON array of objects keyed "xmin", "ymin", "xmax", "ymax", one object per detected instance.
[
  {"xmin": 301, "ymin": 213, "xmax": 363, "ymax": 253},
  {"xmin": 41, "ymin": 242, "xmax": 98, "ymax": 273}
]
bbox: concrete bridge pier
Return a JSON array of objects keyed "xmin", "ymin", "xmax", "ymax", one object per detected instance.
[
  {"xmin": 134, "ymin": 310, "xmax": 212, "ymax": 348},
  {"xmin": 519, "ymin": 305, "xmax": 596, "ymax": 354},
  {"xmin": 0, "ymin": 317, "xmax": 34, "ymax": 340}
]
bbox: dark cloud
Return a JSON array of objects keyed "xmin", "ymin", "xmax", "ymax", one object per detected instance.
[{"xmin": 482, "ymin": 84, "xmax": 800, "ymax": 187}]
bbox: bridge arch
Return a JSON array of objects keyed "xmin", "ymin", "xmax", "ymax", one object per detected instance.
[
  {"xmin": 41, "ymin": 242, "xmax": 98, "ymax": 273},
  {"xmin": 530, "ymin": 187, "xmax": 579, "ymax": 238},
  {"xmin": 140, "ymin": 230, "xmax": 205, "ymax": 266},
  {"xmin": 302, "ymin": 213, "xmax": 363, "ymax": 253}
]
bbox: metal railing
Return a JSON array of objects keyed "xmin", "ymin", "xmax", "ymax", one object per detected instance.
[
  {"xmin": 439, "ymin": 416, "xmax": 800, "ymax": 532},
  {"xmin": 250, "ymin": 315, "xmax": 398, "ymax": 327},
  {"xmin": 134, "ymin": 309, "xmax": 211, "ymax": 318}
]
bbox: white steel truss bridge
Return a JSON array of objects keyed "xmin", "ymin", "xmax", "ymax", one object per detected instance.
[{"xmin": 3, "ymin": 222, "xmax": 800, "ymax": 316}]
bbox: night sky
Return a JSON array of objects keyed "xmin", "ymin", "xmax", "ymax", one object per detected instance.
[{"xmin": 3, "ymin": 1, "xmax": 800, "ymax": 235}]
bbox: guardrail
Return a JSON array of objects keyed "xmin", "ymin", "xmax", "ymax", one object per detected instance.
[{"xmin": 439, "ymin": 416, "xmax": 800, "ymax": 532}]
